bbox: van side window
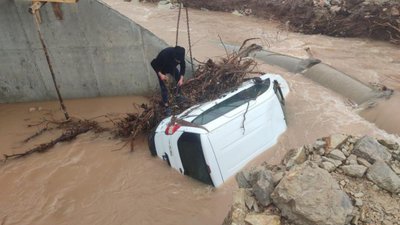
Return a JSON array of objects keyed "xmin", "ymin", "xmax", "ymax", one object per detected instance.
[{"xmin": 192, "ymin": 79, "xmax": 271, "ymax": 125}]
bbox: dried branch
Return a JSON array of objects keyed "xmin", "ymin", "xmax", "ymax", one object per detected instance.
[
  {"xmin": 22, "ymin": 127, "xmax": 53, "ymax": 143},
  {"xmin": 5, "ymin": 120, "xmax": 102, "ymax": 161}
]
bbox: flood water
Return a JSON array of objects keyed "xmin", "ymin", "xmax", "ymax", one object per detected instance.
[{"xmin": 1, "ymin": 1, "xmax": 400, "ymax": 225}]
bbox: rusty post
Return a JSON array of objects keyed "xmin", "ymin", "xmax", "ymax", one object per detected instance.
[
  {"xmin": 185, "ymin": 6, "xmax": 194, "ymax": 74},
  {"xmin": 33, "ymin": 15, "xmax": 70, "ymax": 121},
  {"xmin": 175, "ymin": 2, "xmax": 182, "ymax": 46}
]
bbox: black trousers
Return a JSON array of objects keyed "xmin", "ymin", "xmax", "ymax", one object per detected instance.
[{"xmin": 154, "ymin": 68, "xmax": 181, "ymax": 105}]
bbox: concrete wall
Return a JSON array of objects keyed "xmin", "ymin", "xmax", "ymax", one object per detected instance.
[{"xmin": 0, "ymin": 0, "xmax": 175, "ymax": 103}]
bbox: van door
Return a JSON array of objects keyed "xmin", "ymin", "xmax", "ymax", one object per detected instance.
[{"xmin": 177, "ymin": 132, "xmax": 214, "ymax": 185}]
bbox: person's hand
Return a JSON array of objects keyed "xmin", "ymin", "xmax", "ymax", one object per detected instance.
[
  {"xmin": 158, "ymin": 72, "xmax": 168, "ymax": 81},
  {"xmin": 177, "ymin": 76, "xmax": 184, "ymax": 86}
]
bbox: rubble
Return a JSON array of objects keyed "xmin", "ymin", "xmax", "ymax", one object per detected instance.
[
  {"xmin": 181, "ymin": 0, "xmax": 400, "ymax": 45},
  {"xmin": 223, "ymin": 134, "xmax": 400, "ymax": 225}
]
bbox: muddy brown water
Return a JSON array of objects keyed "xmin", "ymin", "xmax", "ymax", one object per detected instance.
[{"xmin": 1, "ymin": 1, "xmax": 400, "ymax": 225}]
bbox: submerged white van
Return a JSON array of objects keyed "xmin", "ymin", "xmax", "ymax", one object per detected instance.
[{"xmin": 148, "ymin": 74, "xmax": 289, "ymax": 187}]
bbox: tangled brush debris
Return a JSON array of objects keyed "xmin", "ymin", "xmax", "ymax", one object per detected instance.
[
  {"xmin": 5, "ymin": 40, "xmax": 262, "ymax": 160},
  {"xmin": 3, "ymin": 119, "xmax": 103, "ymax": 161}
]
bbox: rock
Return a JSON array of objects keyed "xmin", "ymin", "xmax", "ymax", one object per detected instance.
[
  {"xmin": 360, "ymin": 207, "xmax": 366, "ymax": 221},
  {"xmin": 322, "ymin": 156, "xmax": 342, "ymax": 167},
  {"xmin": 340, "ymin": 180, "xmax": 347, "ymax": 187},
  {"xmin": 383, "ymin": 220, "xmax": 394, "ymax": 225},
  {"xmin": 342, "ymin": 149, "xmax": 350, "ymax": 157},
  {"xmin": 341, "ymin": 165, "xmax": 367, "ymax": 178},
  {"xmin": 244, "ymin": 214, "xmax": 281, "ymax": 225},
  {"xmin": 378, "ymin": 139, "xmax": 399, "ymax": 150},
  {"xmin": 244, "ymin": 8, "xmax": 252, "ymax": 16},
  {"xmin": 309, "ymin": 153, "xmax": 322, "ymax": 163},
  {"xmin": 252, "ymin": 166, "xmax": 273, "ymax": 182},
  {"xmin": 29, "ymin": 107, "xmax": 36, "ymax": 112},
  {"xmin": 346, "ymin": 154, "xmax": 358, "ymax": 165},
  {"xmin": 313, "ymin": 140, "xmax": 326, "ymax": 150},
  {"xmin": 232, "ymin": 10, "xmax": 243, "ymax": 16},
  {"xmin": 355, "ymin": 198, "xmax": 363, "ymax": 207},
  {"xmin": 322, "ymin": 161, "xmax": 336, "ymax": 172},
  {"xmin": 353, "ymin": 136, "xmax": 392, "ymax": 163},
  {"xmin": 366, "ymin": 160, "xmax": 400, "ymax": 194},
  {"xmin": 244, "ymin": 194, "xmax": 260, "ymax": 213},
  {"xmin": 347, "ymin": 154, "xmax": 357, "ymax": 163},
  {"xmin": 390, "ymin": 163, "xmax": 400, "ymax": 175},
  {"xmin": 353, "ymin": 192, "xmax": 364, "ymax": 198},
  {"xmin": 252, "ymin": 175, "xmax": 274, "ymax": 206},
  {"xmin": 342, "ymin": 144, "xmax": 350, "ymax": 151},
  {"xmin": 283, "ymin": 147, "xmax": 307, "ymax": 169},
  {"xmin": 351, "ymin": 214, "xmax": 360, "ymax": 225},
  {"xmin": 157, "ymin": 1, "xmax": 173, "ymax": 9},
  {"xmin": 393, "ymin": 152, "xmax": 400, "ymax": 161},
  {"xmin": 236, "ymin": 171, "xmax": 252, "ymax": 188},
  {"xmin": 328, "ymin": 149, "xmax": 347, "ymax": 161},
  {"xmin": 230, "ymin": 189, "xmax": 248, "ymax": 225},
  {"xmin": 272, "ymin": 171, "xmax": 285, "ymax": 185},
  {"xmin": 318, "ymin": 148, "xmax": 325, "ymax": 155},
  {"xmin": 271, "ymin": 163, "xmax": 353, "ymax": 225},
  {"xmin": 236, "ymin": 166, "xmax": 273, "ymax": 188},
  {"xmin": 326, "ymin": 134, "xmax": 349, "ymax": 150},
  {"xmin": 357, "ymin": 157, "xmax": 372, "ymax": 167},
  {"xmin": 158, "ymin": 0, "xmax": 169, "ymax": 4},
  {"xmin": 348, "ymin": 137, "xmax": 357, "ymax": 144}
]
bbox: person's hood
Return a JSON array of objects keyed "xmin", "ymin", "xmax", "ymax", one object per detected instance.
[{"xmin": 174, "ymin": 46, "xmax": 185, "ymax": 63}]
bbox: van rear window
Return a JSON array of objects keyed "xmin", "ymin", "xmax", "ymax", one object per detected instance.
[
  {"xmin": 177, "ymin": 133, "xmax": 214, "ymax": 186},
  {"xmin": 192, "ymin": 78, "xmax": 271, "ymax": 125}
]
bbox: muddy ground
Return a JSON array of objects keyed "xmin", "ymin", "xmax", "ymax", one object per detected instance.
[{"xmin": 167, "ymin": 0, "xmax": 400, "ymax": 45}]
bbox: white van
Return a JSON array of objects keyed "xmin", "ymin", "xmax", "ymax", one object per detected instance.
[{"xmin": 148, "ymin": 74, "xmax": 289, "ymax": 187}]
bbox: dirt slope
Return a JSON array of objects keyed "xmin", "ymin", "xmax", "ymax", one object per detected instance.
[{"xmin": 179, "ymin": 0, "xmax": 400, "ymax": 45}]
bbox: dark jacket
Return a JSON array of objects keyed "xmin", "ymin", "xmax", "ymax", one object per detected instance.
[{"xmin": 151, "ymin": 46, "xmax": 186, "ymax": 76}]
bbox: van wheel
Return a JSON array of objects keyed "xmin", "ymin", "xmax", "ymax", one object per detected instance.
[{"xmin": 147, "ymin": 127, "xmax": 157, "ymax": 157}]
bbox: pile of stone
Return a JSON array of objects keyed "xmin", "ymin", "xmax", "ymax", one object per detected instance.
[{"xmin": 223, "ymin": 134, "xmax": 400, "ymax": 225}]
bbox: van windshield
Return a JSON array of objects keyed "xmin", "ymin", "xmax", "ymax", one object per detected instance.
[{"xmin": 192, "ymin": 78, "xmax": 271, "ymax": 125}]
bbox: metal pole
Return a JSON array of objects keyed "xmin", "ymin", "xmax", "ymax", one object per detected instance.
[
  {"xmin": 33, "ymin": 15, "xmax": 70, "ymax": 121},
  {"xmin": 175, "ymin": 3, "xmax": 182, "ymax": 46},
  {"xmin": 185, "ymin": 6, "xmax": 194, "ymax": 74}
]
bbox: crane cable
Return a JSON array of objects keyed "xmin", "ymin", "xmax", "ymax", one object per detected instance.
[{"xmin": 175, "ymin": 2, "xmax": 194, "ymax": 74}]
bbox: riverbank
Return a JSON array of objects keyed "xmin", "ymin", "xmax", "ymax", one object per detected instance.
[{"xmin": 176, "ymin": 0, "xmax": 400, "ymax": 45}]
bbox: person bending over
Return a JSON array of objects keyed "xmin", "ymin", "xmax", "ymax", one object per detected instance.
[{"xmin": 151, "ymin": 46, "xmax": 186, "ymax": 115}]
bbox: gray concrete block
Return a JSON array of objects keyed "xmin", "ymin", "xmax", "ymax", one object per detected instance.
[{"xmin": 0, "ymin": 0, "xmax": 172, "ymax": 103}]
